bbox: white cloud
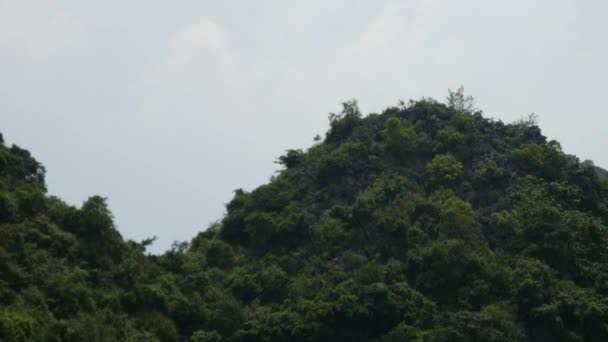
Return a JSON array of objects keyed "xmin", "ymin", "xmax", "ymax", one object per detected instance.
[
  {"xmin": 284, "ymin": 0, "xmax": 583, "ymax": 114},
  {"xmin": 0, "ymin": 0, "xmax": 82, "ymax": 61},
  {"xmin": 140, "ymin": 19, "xmax": 247, "ymax": 126},
  {"xmin": 159, "ymin": 20, "xmax": 240, "ymax": 84},
  {"xmin": 4, "ymin": 0, "xmax": 601, "ymax": 253}
]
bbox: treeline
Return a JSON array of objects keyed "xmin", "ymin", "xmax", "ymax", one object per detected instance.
[{"xmin": 1, "ymin": 92, "xmax": 608, "ymax": 341}]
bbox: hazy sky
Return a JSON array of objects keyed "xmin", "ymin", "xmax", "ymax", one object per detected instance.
[{"xmin": 2, "ymin": 0, "xmax": 607, "ymax": 253}]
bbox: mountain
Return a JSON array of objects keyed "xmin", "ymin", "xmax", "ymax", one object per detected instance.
[
  {"xmin": 1, "ymin": 97, "xmax": 608, "ymax": 341},
  {"xmin": 596, "ymin": 166, "xmax": 608, "ymax": 180}
]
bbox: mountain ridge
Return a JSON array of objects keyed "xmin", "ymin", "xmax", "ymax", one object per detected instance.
[{"xmin": 1, "ymin": 96, "xmax": 608, "ymax": 341}]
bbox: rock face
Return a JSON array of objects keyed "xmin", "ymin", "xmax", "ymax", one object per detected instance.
[
  {"xmin": 1, "ymin": 98, "xmax": 608, "ymax": 341},
  {"xmin": 596, "ymin": 166, "xmax": 608, "ymax": 180}
]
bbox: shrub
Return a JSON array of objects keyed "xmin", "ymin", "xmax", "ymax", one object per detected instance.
[{"xmin": 426, "ymin": 154, "xmax": 463, "ymax": 186}]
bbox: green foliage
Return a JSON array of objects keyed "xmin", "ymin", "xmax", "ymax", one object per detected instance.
[
  {"xmin": 595, "ymin": 165, "xmax": 608, "ymax": 180},
  {"xmin": 408, "ymin": 240, "xmax": 487, "ymax": 304},
  {"xmin": 313, "ymin": 215, "xmax": 351, "ymax": 251},
  {"xmin": 244, "ymin": 211, "xmax": 282, "ymax": 247},
  {"xmin": 325, "ymin": 99, "xmax": 362, "ymax": 143},
  {"xmin": 435, "ymin": 125, "xmax": 465, "ymax": 150},
  {"xmin": 227, "ymin": 266, "xmax": 261, "ymax": 302},
  {"xmin": 191, "ymin": 330, "xmax": 221, "ymax": 342},
  {"xmin": 426, "ymin": 153, "xmax": 463, "ymax": 186},
  {"xmin": 383, "ymin": 117, "xmax": 417, "ymax": 158},
  {"xmin": 136, "ymin": 311, "xmax": 178, "ymax": 342},
  {"xmin": 0, "ymin": 192, "xmax": 16, "ymax": 223},
  {"xmin": 446, "ymin": 85, "xmax": 476, "ymax": 113},
  {"xmin": 0, "ymin": 309, "xmax": 37, "ymax": 342},
  {"xmin": 317, "ymin": 141, "xmax": 368, "ymax": 182},
  {"xmin": 205, "ymin": 239, "xmax": 234, "ymax": 268},
  {"xmin": 430, "ymin": 190, "xmax": 482, "ymax": 243},
  {"xmin": 474, "ymin": 158, "xmax": 507, "ymax": 187},
  {"xmin": 1, "ymin": 93, "xmax": 607, "ymax": 340},
  {"xmin": 0, "ymin": 145, "xmax": 46, "ymax": 188},
  {"xmin": 450, "ymin": 112, "xmax": 477, "ymax": 132},
  {"xmin": 427, "ymin": 305, "xmax": 524, "ymax": 341},
  {"xmin": 277, "ymin": 149, "xmax": 305, "ymax": 169},
  {"xmin": 513, "ymin": 112, "xmax": 539, "ymax": 129},
  {"xmin": 513, "ymin": 141, "xmax": 570, "ymax": 180},
  {"xmin": 259, "ymin": 263, "xmax": 288, "ymax": 302}
]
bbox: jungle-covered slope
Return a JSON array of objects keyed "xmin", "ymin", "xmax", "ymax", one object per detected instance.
[{"xmin": 2, "ymin": 93, "xmax": 608, "ymax": 341}]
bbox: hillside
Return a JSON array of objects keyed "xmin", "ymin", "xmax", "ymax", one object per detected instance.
[
  {"xmin": 1, "ymin": 95, "xmax": 608, "ymax": 341},
  {"xmin": 596, "ymin": 166, "xmax": 608, "ymax": 180}
]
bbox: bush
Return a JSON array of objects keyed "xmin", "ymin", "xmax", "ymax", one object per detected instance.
[
  {"xmin": 277, "ymin": 149, "xmax": 305, "ymax": 169},
  {"xmin": 383, "ymin": 117, "xmax": 417, "ymax": 158},
  {"xmin": 191, "ymin": 330, "xmax": 221, "ymax": 342},
  {"xmin": 426, "ymin": 154, "xmax": 463, "ymax": 186},
  {"xmin": 206, "ymin": 239, "xmax": 234, "ymax": 268},
  {"xmin": 326, "ymin": 100, "xmax": 362, "ymax": 143},
  {"xmin": 136, "ymin": 311, "xmax": 178, "ymax": 342},
  {"xmin": 435, "ymin": 126, "xmax": 464, "ymax": 150},
  {"xmin": 473, "ymin": 159, "xmax": 506, "ymax": 187}
]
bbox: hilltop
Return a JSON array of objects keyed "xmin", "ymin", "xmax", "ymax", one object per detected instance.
[{"xmin": 1, "ymin": 92, "xmax": 608, "ymax": 341}]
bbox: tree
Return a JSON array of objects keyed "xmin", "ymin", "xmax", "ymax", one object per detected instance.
[
  {"xmin": 446, "ymin": 85, "xmax": 476, "ymax": 113},
  {"xmin": 473, "ymin": 159, "xmax": 507, "ymax": 187},
  {"xmin": 277, "ymin": 149, "xmax": 305, "ymax": 169},
  {"xmin": 426, "ymin": 153, "xmax": 463, "ymax": 186},
  {"xmin": 326, "ymin": 99, "xmax": 362, "ymax": 143},
  {"xmin": 383, "ymin": 117, "xmax": 417, "ymax": 158},
  {"xmin": 2, "ymin": 91, "xmax": 608, "ymax": 341},
  {"xmin": 513, "ymin": 112, "xmax": 538, "ymax": 128}
]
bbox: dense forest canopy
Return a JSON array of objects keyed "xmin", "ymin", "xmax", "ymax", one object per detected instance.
[{"xmin": 2, "ymin": 92, "xmax": 608, "ymax": 341}]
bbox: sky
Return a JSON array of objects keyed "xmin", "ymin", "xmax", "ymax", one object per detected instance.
[{"xmin": 1, "ymin": 0, "xmax": 607, "ymax": 253}]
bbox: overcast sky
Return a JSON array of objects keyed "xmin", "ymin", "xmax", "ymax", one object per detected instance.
[{"xmin": 2, "ymin": 0, "xmax": 606, "ymax": 253}]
